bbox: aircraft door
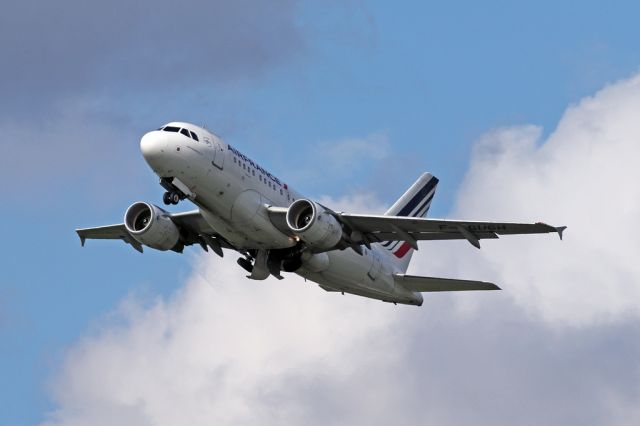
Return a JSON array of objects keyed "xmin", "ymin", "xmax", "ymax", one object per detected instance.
[{"xmin": 212, "ymin": 138, "xmax": 225, "ymax": 169}]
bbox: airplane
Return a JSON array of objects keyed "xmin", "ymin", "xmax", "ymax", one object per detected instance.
[{"xmin": 77, "ymin": 122, "xmax": 566, "ymax": 306}]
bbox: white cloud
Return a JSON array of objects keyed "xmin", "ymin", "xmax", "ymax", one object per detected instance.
[
  {"xmin": 290, "ymin": 133, "xmax": 391, "ymax": 188},
  {"xmin": 42, "ymin": 74, "xmax": 640, "ymax": 425},
  {"xmin": 416, "ymin": 74, "xmax": 640, "ymax": 326},
  {"xmin": 317, "ymin": 191, "xmax": 387, "ymax": 214},
  {"xmin": 320, "ymin": 133, "xmax": 390, "ymax": 172},
  {"xmin": 43, "ymin": 255, "xmax": 410, "ymax": 426}
]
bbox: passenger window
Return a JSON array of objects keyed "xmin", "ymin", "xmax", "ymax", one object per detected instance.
[
  {"xmin": 189, "ymin": 130, "xmax": 199, "ymax": 141},
  {"xmin": 252, "ymin": 169, "xmax": 255, "ymax": 176},
  {"xmin": 180, "ymin": 128, "xmax": 190, "ymax": 137}
]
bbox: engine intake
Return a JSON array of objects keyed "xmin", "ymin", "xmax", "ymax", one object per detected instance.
[
  {"xmin": 286, "ymin": 199, "xmax": 342, "ymax": 250},
  {"xmin": 124, "ymin": 202, "xmax": 180, "ymax": 251}
]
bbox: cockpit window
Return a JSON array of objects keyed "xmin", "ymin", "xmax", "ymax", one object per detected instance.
[{"xmin": 160, "ymin": 126, "xmax": 201, "ymax": 141}]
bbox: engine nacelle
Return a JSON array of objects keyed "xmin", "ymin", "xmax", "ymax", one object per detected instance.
[
  {"xmin": 124, "ymin": 202, "xmax": 180, "ymax": 251},
  {"xmin": 286, "ymin": 199, "xmax": 342, "ymax": 250}
]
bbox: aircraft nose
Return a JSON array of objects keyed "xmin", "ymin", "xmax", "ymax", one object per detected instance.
[{"xmin": 140, "ymin": 131, "xmax": 168, "ymax": 171}]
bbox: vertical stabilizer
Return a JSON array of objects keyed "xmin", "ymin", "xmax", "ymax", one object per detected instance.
[{"xmin": 380, "ymin": 172, "xmax": 438, "ymax": 273}]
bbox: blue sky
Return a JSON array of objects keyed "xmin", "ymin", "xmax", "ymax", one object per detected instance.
[{"xmin": 2, "ymin": 1, "xmax": 640, "ymax": 424}]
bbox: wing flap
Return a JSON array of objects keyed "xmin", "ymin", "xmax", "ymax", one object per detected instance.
[
  {"xmin": 170, "ymin": 210, "xmax": 216, "ymax": 235},
  {"xmin": 394, "ymin": 274, "xmax": 500, "ymax": 292},
  {"xmin": 373, "ymin": 230, "xmax": 499, "ymax": 242},
  {"xmin": 341, "ymin": 213, "xmax": 559, "ymax": 235}
]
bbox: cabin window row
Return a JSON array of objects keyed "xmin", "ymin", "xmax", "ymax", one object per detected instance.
[{"xmin": 232, "ymin": 156, "xmax": 285, "ymax": 196}]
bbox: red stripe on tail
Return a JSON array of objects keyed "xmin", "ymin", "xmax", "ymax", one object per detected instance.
[{"xmin": 394, "ymin": 242, "xmax": 412, "ymax": 258}]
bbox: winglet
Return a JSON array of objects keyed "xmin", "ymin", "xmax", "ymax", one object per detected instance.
[
  {"xmin": 556, "ymin": 226, "xmax": 567, "ymax": 240},
  {"xmin": 76, "ymin": 231, "xmax": 86, "ymax": 247}
]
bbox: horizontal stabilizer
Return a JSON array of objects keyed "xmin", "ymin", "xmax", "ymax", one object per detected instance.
[{"xmin": 394, "ymin": 274, "xmax": 500, "ymax": 292}]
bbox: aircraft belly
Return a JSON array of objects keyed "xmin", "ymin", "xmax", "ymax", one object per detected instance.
[
  {"xmin": 297, "ymin": 248, "xmax": 420, "ymax": 304},
  {"xmin": 196, "ymin": 188, "xmax": 292, "ymax": 249},
  {"xmin": 228, "ymin": 189, "xmax": 295, "ymax": 248},
  {"xmin": 177, "ymin": 156, "xmax": 293, "ymax": 249}
]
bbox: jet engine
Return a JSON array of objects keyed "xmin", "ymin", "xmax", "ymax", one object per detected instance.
[
  {"xmin": 286, "ymin": 199, "xmax": 342, "ymax": 250},
  {"xmin": 124, "ymin": 202, "xmax": 180, "ymax": 251}
]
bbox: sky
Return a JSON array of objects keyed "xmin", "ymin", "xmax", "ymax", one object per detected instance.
[{"xmin": 2, "ymin": 1, "xmax": 640, "ymax": 424}]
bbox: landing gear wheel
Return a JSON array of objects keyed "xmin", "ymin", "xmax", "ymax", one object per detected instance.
[
  {"xmin": 163, "ymin": 191, "xmax": 172, "ymax": 205},
  {"xmin": 237, "ymin": 257, "xmax": 254, "ymax": 273},
  {"xmin": 170, "ymin": 192, "xmax": 180, "ymax": 205}
]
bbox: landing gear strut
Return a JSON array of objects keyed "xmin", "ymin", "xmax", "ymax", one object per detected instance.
[{"xmin": 163, "ymin": 191, "xmax": 181, "ymax": 205}]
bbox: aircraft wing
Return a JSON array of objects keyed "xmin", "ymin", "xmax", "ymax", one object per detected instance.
[
  {"xmin": 266, "ymin": 206, "xmax": 565, "ymax": 249},
  {"xmin": 76, "ymin": 210, "xmax": 233, "ymax": 254},
  {"xmin": 339, "ymin": 213, "xmax": 566, "ymax": 249},
  {"xmin": 76, "ymin": 223, "xmax": 145, "ymax": 252}
]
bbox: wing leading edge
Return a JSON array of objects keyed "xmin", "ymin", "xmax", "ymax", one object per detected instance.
[
  {"xmin": 266, "ymin": 206, "xmax": 566, "ymax": 250},
  {"xmin": 339, "ymin": 213, "xmax": 566, "ymax": 249}
]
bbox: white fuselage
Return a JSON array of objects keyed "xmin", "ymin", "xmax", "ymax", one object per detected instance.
[{"xmin": 140, "ymin": 122, "xmax": 422, "ymax": 305}]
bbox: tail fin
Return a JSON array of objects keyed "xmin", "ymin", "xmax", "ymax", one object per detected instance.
[{"xmin": 381, "ymin": 172, "xmax": 439, "ymax": 273}]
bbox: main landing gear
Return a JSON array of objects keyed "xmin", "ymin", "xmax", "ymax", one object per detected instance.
[
  {"xmin": 163, "ymin": 191, "xmax": 181, "ymax": 205},
  {"xmin": 237, "ymin": 248, "xmax": 297, "ymax": 280},
  {"xmin": 237, "ymin": 257, "xmax": 253, "ymax": 273}
]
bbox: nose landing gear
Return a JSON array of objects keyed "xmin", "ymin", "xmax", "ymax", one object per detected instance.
[
  {"xmin": 163, "ymin": 191, "xmax": 181, "ymax": 205},
  {"xmin": 160, "ymin": 177, "xmax": 189, "ymax": 205}
]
